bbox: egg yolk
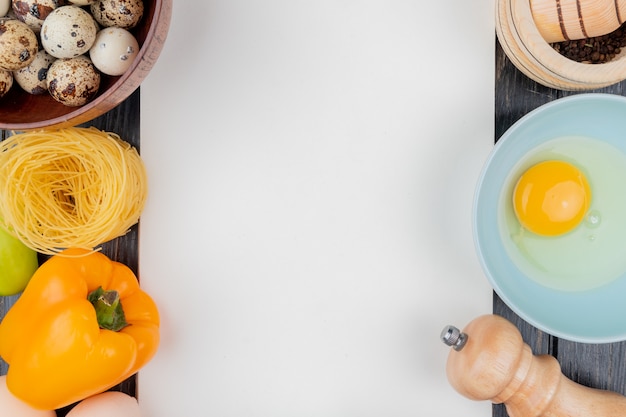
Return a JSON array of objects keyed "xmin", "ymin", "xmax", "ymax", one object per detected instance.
[{"xmin": 513, "ymin": 160, "xmax": 591, "ymax": 236}]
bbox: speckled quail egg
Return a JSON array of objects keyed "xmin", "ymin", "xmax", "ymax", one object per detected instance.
[
  {"xmin": 0, "ymin": 0, "xmax": 10, "ymax": 17},
  {"xmin": 89, "ymin": 27, "xmax": 138, "ymax": 76},
  {"xmin": 0, "ymin": 69, "xmax": 13, "ymax": 97},
  {"xmin": 13, "ymin": 48, "xmax": 55, "ymax": 94},
  {"xmin": 0, "ymin": 19, "xmax": 38, "ymax": 70},
  {"xmin": 47, "ymin": 55, "xmax": 100, "ymax": 106},
  {"xmin": 41, "ymin": 5, "xmax": 98, "ymax": 58},
  {"xmin": 90, "ymin": 0, "xmax": 143, "ymax": 29},
  {"xmin": 12, "ymin": 0, "xmax": 66, "ymax": 32},
  {"xmin": 67, "ymin": 0, "xmax": 94, "ymax": 4}
]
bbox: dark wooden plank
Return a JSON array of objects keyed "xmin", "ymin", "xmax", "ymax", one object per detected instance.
[
  {"xmin": 493, "ymin": 37, "xmax": 626, "ymax": 416},
  {"xmin": 0, "ymin": 87, "xmax": 141, "ymax": 415},
  {"xmin": 557, "ymin": 340, "xmax": 626, "ymax": 393}
]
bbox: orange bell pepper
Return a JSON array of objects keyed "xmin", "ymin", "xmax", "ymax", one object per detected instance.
[{"xmin": 0, "ymin": 248, "xmax": 160, "ymax": 410}]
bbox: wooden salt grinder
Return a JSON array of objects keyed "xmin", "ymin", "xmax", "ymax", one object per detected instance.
[{"xmin": 441, "ymin": 314, "xmax": 626, "ymax": 417}]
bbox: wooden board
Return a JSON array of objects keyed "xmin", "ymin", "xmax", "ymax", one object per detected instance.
[
  {"xmin": 493, "ymin": 40, "xmax": 626, "ymax": 416},
  {"xmin": 0, "ymin": 87, "xmax": 141, "ymax": 416}
]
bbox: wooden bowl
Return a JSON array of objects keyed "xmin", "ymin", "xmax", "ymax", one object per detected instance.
[
  {"xmin": 496, "ymin": 0, "xmax": 626, "ymax": 90},
  {"xmin": 0, "ymin": 0, "xmax": 172, "ymax": 131}
]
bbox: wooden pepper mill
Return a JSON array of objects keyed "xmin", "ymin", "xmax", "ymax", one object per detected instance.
[{"xmin": 441, "ymin": 314, "xmax": 626, "ymax": 416}]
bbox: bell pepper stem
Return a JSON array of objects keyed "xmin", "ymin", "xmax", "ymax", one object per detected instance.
[{"xmin": 88, "ymin": 286, "xmax": 129, "ymax": 331}]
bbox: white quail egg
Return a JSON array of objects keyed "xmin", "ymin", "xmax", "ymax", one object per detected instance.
[
  {"xmin": 11, "ymin": 0, "xmax": 65, "ymax": 32},
  {"xmin": 0, "ymin": 0, "xmax": 10, "ymax": 17},
  {"xmin": 89, "ymin": 27, "xmax": 138, "ymax": 76},
  {"xmin": 47, "ymin": 55, "xmax": 100, "ymax": 106},
  {"xmin": 90, "ymin": 0, "xmax": 143, "ymax": 29},
  {"xmin": 41, "ymin": 5, "xmax": 98, "ymax": 58},
  {"xmin": 67, "ymin": 0, "xmax": 94, "ymax": 4},
  {"xmin": 13, "ymin": 48, "xmax": 55, "ymax": 94},
  {"xmin": 0, "ymin": 19, "xmax": 38, "ymax": 70},
  {"xmin": 0, "ymin": 69, "xmax": 13, "ymax": 97}
]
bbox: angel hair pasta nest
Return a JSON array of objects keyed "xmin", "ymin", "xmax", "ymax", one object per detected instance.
[{"xmin": 0, "ymin": 127, "xmax": 148, "ymax": 255}]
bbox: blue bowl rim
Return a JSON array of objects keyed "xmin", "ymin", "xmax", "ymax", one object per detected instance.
[{"xmin": 473, "ymin": 93, "xmax": 626, "ymax": 344}]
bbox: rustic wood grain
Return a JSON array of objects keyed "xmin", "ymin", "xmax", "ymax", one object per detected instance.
[
  {"xmin": 0, "ymin": 87, "xmax": 141, "ymax": 416},
  {"xmin": 493, "ymin": 39, "xmax": 626, "ymax": 417}
]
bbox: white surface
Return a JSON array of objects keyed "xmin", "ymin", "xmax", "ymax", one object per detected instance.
[{"xmin": 139, "ymin": 1, "xmax": 495, "ymax": 415}]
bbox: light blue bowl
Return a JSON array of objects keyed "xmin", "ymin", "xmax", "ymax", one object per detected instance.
[{"xmin": 474, "ymin": 93, "xmax": 626, "ymax": 344}]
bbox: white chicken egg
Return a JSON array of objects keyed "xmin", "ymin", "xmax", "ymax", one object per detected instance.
[
  {"xmin": 90, "ymin": 0, "xmax": 143, "ymax": 29},
  {"xmin": 0, "ymin": 19, "xmax": 38, "ymax": 70},
  {"xmin": 47, "ymin": 55, "xmax": 100, "ymax": 106},
  {"xmin": 13, "ymin": 48, "xmax": 55, "ymax": 94},
  {"xmin": 41, "ymin": 5, "xmax": 98, "ymax": 58},
  {"xmin": 0, "ymin": 68, "xmax": 13, "ymax": 97},
  {"xmin": 0, "ymin": 375, "xmax": 56, "ymax": 417},
  {"xmin": 66, "ymin": 391, "xmax": 142, "ymax": 417},
  {"xmin": 0, "ymin": 0, "xmax": 10, "ymax": 17},
  {"xmin": 90, "ymin": 27, "xmax": 138, "ymax": 76},
  {"xmin": 498, "ymin": 135, "xmax": 626, "ymax": 292}
]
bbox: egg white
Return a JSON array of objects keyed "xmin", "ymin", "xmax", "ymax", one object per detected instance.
[{"xmin": 498, "ymin": 135, "xmax": 626, "ymax": 292}]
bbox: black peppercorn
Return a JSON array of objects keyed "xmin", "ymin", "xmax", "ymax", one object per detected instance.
[{"xmin": 551, "ymin": 23, "xmax": 626, "ymax": 63}]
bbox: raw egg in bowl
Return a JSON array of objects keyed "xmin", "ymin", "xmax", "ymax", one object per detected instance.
[{"xmin": 474, "ymin": 93, "xmax": 626, "ymax": 343}]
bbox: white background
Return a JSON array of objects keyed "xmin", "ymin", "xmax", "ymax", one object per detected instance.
[{"xmin": 139, "ymin": 1, "xmax": 495, "ymax": 415}]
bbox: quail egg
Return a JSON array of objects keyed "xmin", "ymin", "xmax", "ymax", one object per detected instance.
[
  {"xmin": 41, "ymin": 5, "xmax": 98, "ymax": 58},
  {"xmin": 67, "ymin": 0, "xmax": 94, "ymax": 4},
  {"xmin": 0, "ymin": 0, "xmax": 10, "ymax": 17},
  {"xmin": 89, "ymin": 27, "xmax": 138, "ymax": 76},
  {"xmin": 0, "ymin": 69, "xmax": 13, "ymax": 97},
  {"xmin": 47, "ymin": 55, "xmax": 100, "ymax": 106},
  {"xmin": 90, "ymin": 0, "xmax": 143, "ymax": 29},
  {"xmin": 0, "ymin": 19, "xmax": 38, "ymax": 70},
  {"xmin": 11, "ymin": 0, "xmax": 65, "ymax": 32},
  {"xmin": 13, "ymin": 48, "xmax": 55, "ymax": 94}
]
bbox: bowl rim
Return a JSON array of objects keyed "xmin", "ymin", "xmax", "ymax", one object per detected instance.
[{"xmin": 474, "ymin": 93, "xmax": 626, "ymax": 344}]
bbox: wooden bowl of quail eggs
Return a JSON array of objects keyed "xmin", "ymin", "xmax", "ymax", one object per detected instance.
[{"xmin": 0, "ymin": 0, "xmax": 172, "ymax": 130}]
